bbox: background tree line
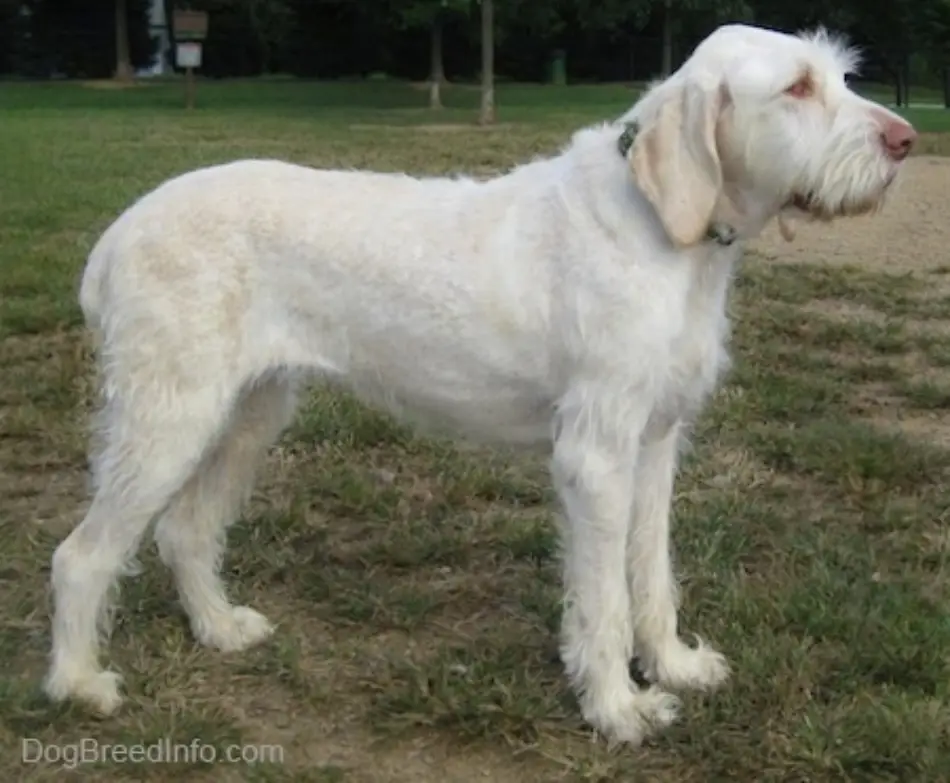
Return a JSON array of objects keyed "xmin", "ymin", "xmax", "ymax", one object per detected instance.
[{"xmin": 2, "ymin": 0, "xmax": 949, "ymax": 107}]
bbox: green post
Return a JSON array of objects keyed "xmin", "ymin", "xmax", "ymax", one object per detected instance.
[{"xmin": 550, "ymin": 49, "xmax": 566, "ymax": 86}]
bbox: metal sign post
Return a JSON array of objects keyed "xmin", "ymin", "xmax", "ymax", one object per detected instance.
[{"xmin": 172, "ymin": 9, "xmax": 209, "ymax": 109}]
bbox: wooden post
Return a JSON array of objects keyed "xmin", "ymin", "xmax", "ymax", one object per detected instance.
[{"xmin": 185, "ymin": 66, "xmax": 195, "ymax": 109}]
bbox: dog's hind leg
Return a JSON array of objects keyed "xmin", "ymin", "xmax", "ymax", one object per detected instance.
[
  {"xmin": 44, "ymin": 380, "xmax": 236, "ymax": 715},
  {"xmin": 154, "ymin": 375, "xmax": 298, "ymax": 653}
]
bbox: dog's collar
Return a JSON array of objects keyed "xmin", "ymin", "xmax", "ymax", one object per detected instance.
[{"xmin": 617, "ymin": 121, "xmax": 737, "ymax": 247}]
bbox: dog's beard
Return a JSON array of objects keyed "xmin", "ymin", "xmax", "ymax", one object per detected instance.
[
  {"xmin": 777, "ymin": 178, "xmax": 891, "ymax": 240},
  {"xmin": 787, "ymin": 190, "xmax": 884, "ymax": 221}
]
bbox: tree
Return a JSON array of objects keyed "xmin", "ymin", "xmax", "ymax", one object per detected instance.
[
  {"xmin": 488, "ymin": 0, "xmax": 564, "ymax": 82},
  {"xmin": 479, "ymin": 0, "xmax": 494, "ymax": 124},
  {"xmin": 914, "ymin": 0, "xmax": 950, "ymax": 107},
  {"xmin": 752, "ymin": 0, "xmax": 924, "ymax": 107},
  {"xmin": 567, "ymin": 0, "xmax": 748, "ymax": 79},
  {"xmin": 843, "ymin": 0, "xmax": 917, "ymax": 106},
  {"xmin": 661, "ymin": 0, "xmax": 673, "ymax": 75},
  {"xmin": 658, "ymin": 0, "xmax": 752, "ymax": 76},
  {"xmin": 114, "ymin": 0, "xmax": 134, "ymax": 81},
  {"xmin": 565, "ymin": 0, "xmax": 652, "ymax": 86},
  {"xmin": 391, "ymin": 0, "xmax": 469, "ymax": 109},
  {"xmin": 428, "ymin": 6, "xmax": 445, "ymax": 107},
  {"xmin": 245, "ymin": 0, "xmax": 293, "ymax": 74}
]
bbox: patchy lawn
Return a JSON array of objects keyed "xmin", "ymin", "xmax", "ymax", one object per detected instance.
[{"xmin": 2, "ymin": 82, "xmax": 950, "ymax": 782}]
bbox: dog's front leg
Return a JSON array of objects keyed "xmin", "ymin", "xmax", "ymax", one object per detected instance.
[
  {"xmin": 627, "ymin": 422, "xmax": 730, "ymax": 692},
  {"xmin": 552, "ymin": 398, "xmax": 680, "ymax": 746}
]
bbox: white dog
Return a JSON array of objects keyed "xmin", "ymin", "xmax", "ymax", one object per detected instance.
[{"xmin": 44, "ymin": 23, "xmax": 915, "ymax": 745}]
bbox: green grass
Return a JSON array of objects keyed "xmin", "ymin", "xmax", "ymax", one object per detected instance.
[
  {"xmin": 1, "ymin": 76, "xmax": 948, "ymax": 130},
  {"xmin": 2, "ymin": 80, "xmax": 950, "ymax": 782}
]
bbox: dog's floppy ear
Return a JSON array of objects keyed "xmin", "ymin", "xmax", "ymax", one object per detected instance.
[{"xmin": 628, "ymin": 79, "xmax": 727, "ymax": 248}]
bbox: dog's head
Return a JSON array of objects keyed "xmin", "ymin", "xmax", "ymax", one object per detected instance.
[{"xmin": 622, "ymin": 23, "xmax": 916, "ymax": 246}]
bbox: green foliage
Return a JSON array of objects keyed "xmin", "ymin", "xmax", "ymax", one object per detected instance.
[
  {"xmin": 5, "ymin": 0, "xmax": 156, "ymax": 78},
  {"xmin": 391, "ymin": 0, "xmax": 471, "ymax": 30},
  {"xmin": 4, "ymin": 0, "xmax": 950, "ymax": 88},
  {"xmin": 568, "ymin": 0, "xmax": 655, "ymax": 33}
]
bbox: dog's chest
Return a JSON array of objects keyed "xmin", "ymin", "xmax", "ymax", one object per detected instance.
[
  {"xmin": 667, "ymin": 309, "xmax": 729, "ymax": 400},
  {"xmin": 649, "ymin": 256, "xmax": 734, "ymax": 430}
]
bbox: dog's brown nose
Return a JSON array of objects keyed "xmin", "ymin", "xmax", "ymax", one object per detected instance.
[{"xmin": 879, "ymin": 116, "xmax": 917, "ymax": 161}]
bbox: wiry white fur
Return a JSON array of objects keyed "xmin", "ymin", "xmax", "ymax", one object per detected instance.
[{"xmin": 44, "ymin": 23, "xmax": 914, "ymax": 745}]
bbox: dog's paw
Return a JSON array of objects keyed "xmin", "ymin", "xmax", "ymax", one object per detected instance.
[
  {"xmin": 648, "ymin": 637, "xmax": 730, "ymax": 692},
  {"xmin": 44, "ymin": 667, "xmax": 124, "ymax": 715},
  {"xmin": 193, "ymin": 605, "xmax": 275, "ymax": 653},
  {"xmin": 580, "ymin": 683, "xmax": 681, "ymax": 746}
]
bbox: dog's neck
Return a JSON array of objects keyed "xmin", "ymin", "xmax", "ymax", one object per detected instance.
[
  {"xmin": 617, "ymin": 121, "xmax": 785, "ymax": 247},
  {"xmin": 616, "ymin": 121, "xmax": 739, "ymax": 249},
  {"xmin": 717, "ymin": 182, "xmax": 786, "ymax": 241}
]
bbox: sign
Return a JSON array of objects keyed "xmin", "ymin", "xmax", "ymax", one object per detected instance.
[
  {"xmin": 173, "ymin": 10, "xmax": 209, "ymax": 42},
  {"xmin": 176, "ymin": 42, "xmax": 202, "ymax": 69}
]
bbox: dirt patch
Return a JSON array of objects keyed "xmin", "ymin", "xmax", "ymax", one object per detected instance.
[
  {"xmin": 749, "ymin": 155, "xmax": 950, "ymax": 457},
  {"xmin": 799, "ymin": 298, "xmax": 889, "ymax": 324},
  {"xmin": 750, "ymin": 155, "xmax": 950, "ymax": 273},
  {"xmin": 872, "ymin": 410, "xmax": 950, "ymax": 449}
]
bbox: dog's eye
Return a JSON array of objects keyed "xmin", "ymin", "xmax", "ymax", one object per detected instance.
[{"xmin": 785, "ymin": 75, "xmax": 814, "ymax": 99}]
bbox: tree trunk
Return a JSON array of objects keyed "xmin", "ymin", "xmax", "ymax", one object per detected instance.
[
  {"xmin": 163, "ymin": 0, "xmax": 175, "ymax": 73},
  {"xmin": 893, "ymin": 53, "xmax": 910, "ymax": 108},
  {"xmin": 248, "ymin": 0, "xmax": 270, "ymax": 76},
  {"xmin": 660, "ymin": 0, "xmax": 673, "ymax": 78},
  {"xmin": 114, "ymin": 0, "xmax": 134, "ymax": 82},
  {"xmin": 479, "ymin": 0, "xmax": 494, "ymax": 125},
  {"xmin": 902, "ymin": 53, "xmax": 911, "ymax": 108},
  {"xmin": 429, "ymin": 14, "xmax": 444, "ymax": 110},
  {"xmin": 943, "ymin": 65, "xmax": 950, "ymax": 109}
]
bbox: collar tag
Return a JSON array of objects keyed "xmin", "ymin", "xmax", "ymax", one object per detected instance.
[{"xmin": 707, "ymin": 222, "xmax": 737, "ymax": 246}]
